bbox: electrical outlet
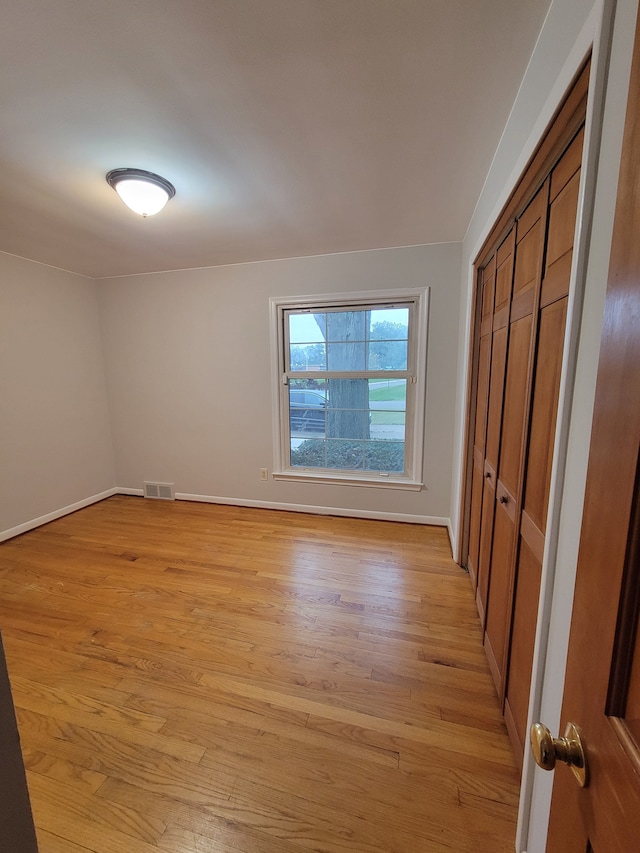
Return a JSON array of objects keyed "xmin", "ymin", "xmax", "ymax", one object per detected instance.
[{"xmin": 260, "ymin": 468, "xmax": 268, "ymax": 481}]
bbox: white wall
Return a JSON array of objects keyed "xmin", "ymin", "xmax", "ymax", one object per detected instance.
[
  {"xmin": 0, "ymin": 252, "xmax": 116, "ymax": 537},
  {"xmin": 98, "ymin": 242, "xmax": 461, "ymax": 524}
]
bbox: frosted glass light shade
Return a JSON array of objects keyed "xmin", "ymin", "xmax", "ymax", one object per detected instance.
[
  {"xmin": 106, "ymin": 169, "xmax": 176, "ymax": 217},
  {"xmin": 114, "ymin": 179, "xmax": 168, "ymax": 216}
]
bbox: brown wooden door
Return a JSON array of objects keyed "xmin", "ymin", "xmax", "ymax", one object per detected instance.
[
  {"xmin": 467, "ymin": 257, "xmax": 496, "ymax": 591},
  {"xmin": 545, "ymin": 13, "xmax": 640, "ymax": 850},
  {"xmin": 504, "ymin": 128, "xmax": 584, "ymax": 759},
  {"xmin": 484, "ymin": 185, "xmax": 548, "ymax": 692},
  {"xmin": 462, "ymin": 59, "xmax": 589, "ymax": 767},
  {"xmin": 476, "ymin": 235, "xmax": 514, "ymax": 623}
]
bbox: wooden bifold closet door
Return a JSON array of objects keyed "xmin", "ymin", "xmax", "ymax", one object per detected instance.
[{"xmin": 464, "ymin": 64, "xmax": 588, "ymax": 762}]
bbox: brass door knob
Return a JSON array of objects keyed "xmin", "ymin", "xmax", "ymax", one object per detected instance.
[{"xmin": 530, "ymin": 721, "xmax": 589, "ymax": 788}]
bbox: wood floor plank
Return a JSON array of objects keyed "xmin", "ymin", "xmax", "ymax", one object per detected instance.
[
  {"xmin": 15, "ymin": 711, "xmax": 224, "ymax": 812},
  {"xmin": 27, "ymin": 771, "xmax": 167, "ymax": 846},
  {"xmin": 35, "ymin": 829, "xmax": 93, "ymax": 853},
  {"xmin": 15, "ymin": 704, "xmax": 206, "ymax": 764},
  {"xmin": 22, "ymin": 748, "xmax": 108, "ymax": 794},
  {"xmin": 10, "ymin": 675, "xmax": 166, "ymax": 733},
  {"xmin": 0, "ymin": 496, "xmax": 519, "ymax": 852},
  {"xmin": 159, "ymin": 822, "xmax": 306, "ymax": 853}
]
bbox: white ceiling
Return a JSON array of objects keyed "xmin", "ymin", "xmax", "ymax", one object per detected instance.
[{"xmin": 0, "ymin": 0, "xmax": 551, "ymax": 278}]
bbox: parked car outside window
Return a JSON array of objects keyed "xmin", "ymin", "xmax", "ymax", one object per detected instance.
[{"xmin": 289, "ymin": 389, "xmax": 327, "ymax": 432}]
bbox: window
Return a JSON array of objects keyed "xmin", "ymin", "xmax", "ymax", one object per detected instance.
[{"xmin": 270, "ymin": 289, "xmax": 429, "ymax": 489}]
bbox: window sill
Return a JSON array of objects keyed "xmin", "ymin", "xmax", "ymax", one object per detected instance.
[{"xmin": 271, "ymin": 470, "xmax": 423, "ymax": 491}]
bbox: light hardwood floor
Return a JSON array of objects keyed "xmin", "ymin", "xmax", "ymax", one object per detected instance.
[{"xmin": 0, "ymin": 496, "xmax": 520, "ymax": 852}]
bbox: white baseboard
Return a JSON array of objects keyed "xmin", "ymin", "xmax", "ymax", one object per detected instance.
[
  {"xmin": 0, "ymin": 487, "xmax": 450, "ymax": 542},
  {"xmin": 447, "ymin": 519, "xmax": 461, "ymax": 560},
  {"xmin": 175, "ymin": 491, "xmax": 449, "ymax": 527},
  {"xmin": 0, "ymin": 488, "xmax": 119, "ymax": 543}
]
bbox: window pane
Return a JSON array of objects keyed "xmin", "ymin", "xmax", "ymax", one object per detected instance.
[
  {"xmin": 368, "ymin": 379, "xmax": 406, "ymax": 409},
  {"xmin": 327, "ymin": 378, "xmax": 368, "ymax": 410},
  {"xmin": 327, "ymin": 410, "xmax": 367, "ymax": 439},
  {"xmin": 289, "ymin": 380, "xmax": 326, "ymax": 436},
  {"xmin": 364, "ymin": 441, "xmax": 405, "ymax": 472},
  {"xmin": 368, "ymin": 379, "xmax": 406, "ymax": 443},
  {"xmin": 369, "ymin": 412, "xmax": 406, "ymax": 441},
  {"xmin": 368, "ymin": 308, "xmax": 409, "ymax": 340},
  {"xmin": 290, "ymin": 378, "xmax": 327, "ymax": 393},
  {"xmin": 326, "ymin": 379, "xmax": 369, "ymax": 441},
  {"xmin": 326, "ymin": 311, "xmax": 366, "ymax": 342},
  {"xmin": 288, "ymin": 377, "xmax": 407, "ymax": 471},
  {"xmin": 327, "ymin": 341, "xmax": 365, "ymax": 371},
  {"xmin": 288, "ymin": 313, "xmax": 326, "ymax": 343},
  {"xmin": 290, "ymin": 438, "xmax": 326, "ymax": 468},
  {"xmin": 327, "ymin": 439, "xmax": 364, "ymax": 469},
  {"xmin": 367, "ymin": 341, "xmax": 407, "ymax": 370},
  {"xmin": 290, "ymin": 343, "xmax": 326, "ymax": 371}
]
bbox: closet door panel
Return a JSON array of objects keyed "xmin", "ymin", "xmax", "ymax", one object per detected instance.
[
  {"xmin": 522, "ymin": 298, "xmax": 568, "ymax": 530},
  {"xmin": 484, "ymin": 313, "xmax": 533, "ymax": 684},
  {"xmin": 495, "ymin": 314, "xmax": 533, "ymax": 498},
  {"xmin": 474, "ymin": 332, "xmax": 492, "ymax": 452},
  {"xmin": 480, "ymin": 259, "xmax": 496, "ymax": 336},
  {"xmin": 468, "ymin": 461, "xmax": 484, "ymax": 585},
  {"xmin": 493, "ymin": 233, "xmax": 515, "ymax": 330},
  {"xmin": 546, "ymin": 171, "xmax": 581, "ymax": 266},
  {"xmin": 542, "ymin": 128, "xmax": 583, "ymax": 307},
  {"xmin": 468, "ymin": 260, "xmax": 496, "ymax": 587},
  {"xmin": 483, "ymin": 185, "xmax": 548, "ymax": 694},
  {"xmin": 510, "ymin": 189, "xmax": 546, "ymax": 322},
  {"xmin": 502, "ymin": 538, "xmax": 540, "ymax": 750},
  {"xmin": 476, "ymin": 323, "xmax": 507, "ymax": 620},
  {"xmin": 484, "ymin": 497, "xmax": 515, "ymax": 687},
  {"xmin": 542, "ymin": 171, "xmax": 580, "ymax": 306},
  {"xmin": 485, "ymin": 324, "xmax": 509, "ymax": 470},
  {"xmin": 476, "ymin": 232, "xmax": 512, "ymax": 620},
  {"xmin": 503, "ymin": 133, "xmax": 582, "ymax": 760},
  {"xmin": 468, "ymin": 331, "xmax": 492, "ymax": 584},
  {"xmin": 504, "ymin": 298, "xmax": 568, "ymax": 756}
]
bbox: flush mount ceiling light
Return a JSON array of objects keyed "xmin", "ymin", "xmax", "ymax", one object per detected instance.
[{"xmin": 106, "ymin": 168, "xmax": 176, "ymax": 217}]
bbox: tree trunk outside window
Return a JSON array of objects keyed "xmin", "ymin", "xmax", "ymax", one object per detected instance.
[{"xmin": 313, "ymin": 313, "xmax": 370, "ymax": 440}]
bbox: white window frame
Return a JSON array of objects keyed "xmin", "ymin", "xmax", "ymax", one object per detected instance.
[{"xmin": 269, "ymin": 287, "xmax": 429, "ymax": 490}]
